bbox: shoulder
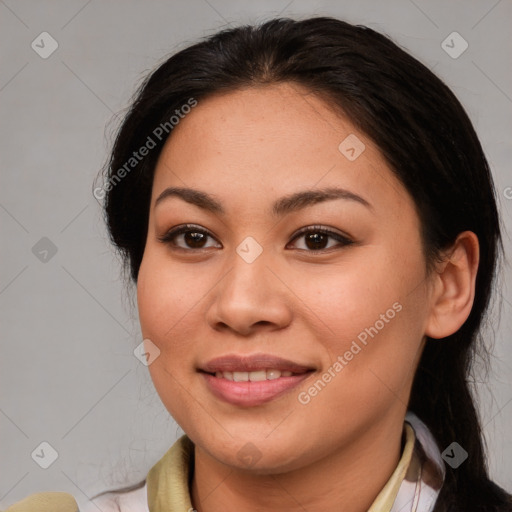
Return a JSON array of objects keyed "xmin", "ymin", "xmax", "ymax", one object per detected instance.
[
  {"xmin": 485, "ymin": 480, "xmax": 512, "ymax": 512},
  {"xmin": 1, "ymin": 492, "xmax": 79, "ymax": 511},
  {"xmin": 434, "ymin": 478, "xmax": 512, "ymax": 512},
  {"xmin": 81, "ymin": 482, "xmax": 148, "ymax": 512},
  {"xmin": 1, "ymin": 484, "xmax": 148, "ymax": 512}
]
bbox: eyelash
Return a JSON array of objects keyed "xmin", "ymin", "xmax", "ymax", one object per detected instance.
[{"xmin": 157, "ymin": 223, "xmax": 354, "ymax": 253}]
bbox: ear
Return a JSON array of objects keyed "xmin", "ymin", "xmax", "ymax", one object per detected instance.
[{"xmin": 424, "ymin": 231, "xmax": 480, "ymax": 339}]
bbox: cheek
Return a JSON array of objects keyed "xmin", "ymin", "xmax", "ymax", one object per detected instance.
[
  {"xmin": 137, "ymin": 249, "xmax": 205, "ymax": 346},
  {"xmin": 294, "ymin": 243, "xmax": 427, "ymax": 394},
  {"xmin": 295, "ymin": 248, "xmax": 421, "ymax": 343},
  {"xmin": 136, "ymin": 252, "xmax": 204, "ymax": 426}
]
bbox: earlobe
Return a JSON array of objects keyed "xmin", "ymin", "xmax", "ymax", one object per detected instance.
[{"xmin": 424, "ymin": 231, "xmax": 480, "ymax": 340}]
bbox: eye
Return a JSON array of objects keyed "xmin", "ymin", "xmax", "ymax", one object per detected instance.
[
  {"xmin": 158, "ymin": 224, "xmax": 354, "ymax": 253},
  {"xmin": 157, "ymin": 224, "xmax": 221, "ymax": 251},
  {"xmin": 287, "ymin": 225, "xmax": 354, "ymax": 252}
]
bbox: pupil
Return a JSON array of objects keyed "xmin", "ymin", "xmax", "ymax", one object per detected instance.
[
  {"xmin": 185, "ymin": 232, "xmax": 205, "ymax": 248},
  {"xmin": 306, "ymin": 232, "xmax": 327, "ymax": 250}
]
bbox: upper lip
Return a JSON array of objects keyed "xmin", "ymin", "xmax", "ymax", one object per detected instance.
[{"xmin": 199, "ymin": 353, "xmax": 315, "ymax": 374}]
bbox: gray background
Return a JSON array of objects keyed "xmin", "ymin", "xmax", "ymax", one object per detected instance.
[{"xmin": 1, "ymin": 0, "xmax": 511, "ymax": 508}]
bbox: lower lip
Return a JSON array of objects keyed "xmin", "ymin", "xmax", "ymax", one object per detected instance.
[{"xmin": 200, "ymin": 371, "xmax": 313, "ymax": 407}]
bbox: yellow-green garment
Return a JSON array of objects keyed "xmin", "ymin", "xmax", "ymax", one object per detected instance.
[{"xmin": 2, "ymin": 412, "xmax": 445, "ymax": 512}]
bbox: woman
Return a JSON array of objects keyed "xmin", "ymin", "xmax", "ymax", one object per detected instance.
[{"xmin": 5, "ymin": 16, "xmax": 511, "ymax": 512}]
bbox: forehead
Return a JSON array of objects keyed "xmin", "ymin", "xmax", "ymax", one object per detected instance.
[{"xmin": 151, "ymin": 83, "xmax": 412, "ymax": 220}]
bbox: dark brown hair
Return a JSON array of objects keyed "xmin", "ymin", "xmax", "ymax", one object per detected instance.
[{"xmin": 97, "ymin": 16, "xmax": 511, "ymax": 511}]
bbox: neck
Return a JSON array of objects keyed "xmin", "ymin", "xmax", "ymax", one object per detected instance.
[{"xmin": 190, "ymin": 415, "xmax": 404, "ymax": 512}]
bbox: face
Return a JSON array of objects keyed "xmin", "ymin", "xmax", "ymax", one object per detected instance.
[{"xmin": 137, "ymin": 83, "xmax": 433, "ymax": 473}]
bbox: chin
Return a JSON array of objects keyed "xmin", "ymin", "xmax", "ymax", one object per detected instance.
[{"xmin": 199, "ymin": 431, "xmax": 313, "ymax": 474}]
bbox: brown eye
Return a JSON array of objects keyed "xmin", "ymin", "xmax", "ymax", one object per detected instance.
[
  {"xmin": 158, "ymin": 224, "xmax": 221, "ymax": 250},
  {"xmin": 304, "ymin": 232, "xmax": 329, "ymax": 250},
  {"xmin": 182, "ymin": 231, "xmax": 208, "ymax": 248},
  {"xmin": 289, "ymin": 226, "xmax": 354, "ymax": 252}
]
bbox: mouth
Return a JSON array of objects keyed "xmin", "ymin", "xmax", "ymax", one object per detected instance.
[
  {"xmin": 203, "ymin": 369, "xmax": 302, "ymax": 381},
  {"xmin": 198, "ymin": 353, "xmax": 316, "ymax": 406}
]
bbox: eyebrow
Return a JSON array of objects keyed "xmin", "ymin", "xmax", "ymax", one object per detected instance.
[{"xmin": 154, "ymin": 186, "xmax": 373, "ymax": 216}]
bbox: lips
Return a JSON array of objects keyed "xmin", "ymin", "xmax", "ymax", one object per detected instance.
[
  {"xmin": 198, "ymin": 353, "xmax": 316, "ymax": 407},
  {"xmin": 199, "ymin": 353, "xmax": 314, "ymax": 374}
]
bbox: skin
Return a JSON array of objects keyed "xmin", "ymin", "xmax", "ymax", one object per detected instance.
[{"xmin": 136, "ymin": 82, "xmax": 479, "ymax": 512}]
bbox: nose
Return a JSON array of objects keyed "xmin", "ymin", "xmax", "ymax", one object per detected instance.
[{"xmin": 205, "ymin": 247, "xmax": 293, "ymax": 337}]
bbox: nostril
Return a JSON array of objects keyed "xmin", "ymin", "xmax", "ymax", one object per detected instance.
[{"xmin": 255, "ymin": 320, "xmax": 272, "ymax": 327}]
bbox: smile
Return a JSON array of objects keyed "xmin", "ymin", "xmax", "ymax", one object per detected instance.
[
  {"xmin": 213, "ymin": 369, "xmax": 294, "ymax": 381},
  {"xmin": 197, "ymin": 353, "xmax": 316, "ymax": 406}
]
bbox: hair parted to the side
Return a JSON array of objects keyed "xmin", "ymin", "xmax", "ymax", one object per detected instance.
[{"xmin": 97, "ymin": 16, "xmax": 511, "ymax": 511}]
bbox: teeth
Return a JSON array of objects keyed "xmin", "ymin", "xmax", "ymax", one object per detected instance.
[
  {"xmin": 267, "ymin": 369, "xmax": 281, "ymax": 380},
  {"xmin": 249, "ymin": 370, "xmax": 267, "ymax": 382},
  {"xmin": 214, "ymin": 369, "xmax": 296, "ymax": 380}
]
